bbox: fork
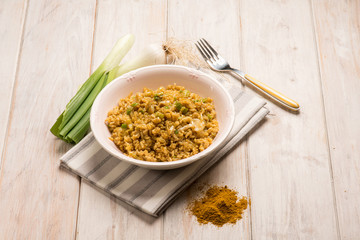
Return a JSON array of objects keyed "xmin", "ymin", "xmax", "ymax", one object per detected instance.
[{"xmin": 196, "ymin": 38, "xmax": 300, "ymax": 111}]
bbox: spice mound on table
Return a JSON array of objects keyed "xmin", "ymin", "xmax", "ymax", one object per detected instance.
[{"xmin": 188, "ymin": 185, "xmax": 248, "ymax": 227}]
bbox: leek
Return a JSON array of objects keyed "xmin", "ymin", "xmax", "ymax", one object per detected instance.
[
  {"xmin": 106, "ymin": 66, "xmax": 120, "ymax": 85},
  {"xmin": 51, "ymin": 34, "xmax": 134, "ymax": 143},
  {"xmin": 61, "ymin": 72, "xmax": 108, "ymax": 138},
  {"xmin": 113, "ymin": 44, "xmax": 166, "ymax": 80},
  {"xmin": 65, "ymin": 73, "xmax": 109, "ymax": 143}
]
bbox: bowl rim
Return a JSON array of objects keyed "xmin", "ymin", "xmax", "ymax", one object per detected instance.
[{"xmin": 90, "ymin": 64, "xmax": 235, "ymax": 168}]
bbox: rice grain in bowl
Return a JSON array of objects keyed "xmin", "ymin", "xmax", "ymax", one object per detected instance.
[{"xmin": 91, "ymin": 65, "xmax": 235, "ymax": 170}]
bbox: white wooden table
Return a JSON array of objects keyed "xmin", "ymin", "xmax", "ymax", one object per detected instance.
[{"xmin": 1, "ymin": 0, "xmax": 359, "ymax": 239}]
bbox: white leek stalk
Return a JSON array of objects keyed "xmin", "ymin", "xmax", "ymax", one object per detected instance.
[{"xmin": 112, "ymin": 44, "xmax": 167, "ymax": 80}]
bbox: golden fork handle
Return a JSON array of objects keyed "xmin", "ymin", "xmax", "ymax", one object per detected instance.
[{"xmin": 244, "ymin": 74, "xmax": 300, "ymax": 111}]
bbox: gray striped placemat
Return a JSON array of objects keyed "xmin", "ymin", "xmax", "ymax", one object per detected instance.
[{"xmin": 60, "ymin": 76, "xmax": 269, "ymax": 217}]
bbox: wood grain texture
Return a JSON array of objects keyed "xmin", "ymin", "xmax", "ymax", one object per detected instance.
[
  {"xmin": 165, "ymin": 1, "xmax": 252, "ymax": 239},
  {"xmin": 240, "ymin": 0, "xmax": 339, "ymax": 238},
  {"xmin": 312, "ymin": 0, "xmax": 360, "ymax": 238},
  {"xmin": 75, "ymin": 0, "xmax": 167, "ymax": 239},
  {"xmin": 0, "ymin": 0, "xmax": 27, "ymax": 167},
  {"xmin": 2, "ymin": 0, "xmax": 360, "ymax": 239},
  {"xmin": 0, "ymin": 0, "xmax": 96, "ymax": 239}
]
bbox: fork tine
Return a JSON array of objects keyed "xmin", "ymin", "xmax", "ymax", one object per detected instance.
[
  {"xmin": 201, "ymin": 38, "xmax": 218, "ymax": 57},
  {"xmin": 195, "ymin": 42, "xmax": 208, "ymax": 61},
  {"xmin": 198, "ymin": 40, "xmax": 214, "ymax": 61},
  {"xmin": 196, "ymin": 41, "xmax": 212, "ymax": 61}
]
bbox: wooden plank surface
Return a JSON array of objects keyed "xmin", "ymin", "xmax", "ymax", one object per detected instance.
[
  {"xmin": 75, "ymin": 0, "xmax": 167, "ymax": 239},
  {"xmin": 1, "ymin": 0, "xmax": 360, "ymax": 239},
  {"xmin": 0, "ymin": 0, "xmax": 27, "ymax": 166},
  {"xmin": 0, "ymin": 0, "xmax": 96, "ymax": 239},
  {"xmin": 240, "ymin": 0, "xmax": 339, "ymax": 238},
  {"xmin": 164, "ymin": 1, "xmax": 252, "ymax": 239},
  {"xmin": 312, "ymin": 0, "xmax": 360, "ymax": 238}
]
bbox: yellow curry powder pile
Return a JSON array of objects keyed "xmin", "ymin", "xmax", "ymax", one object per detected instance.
[{"xmin": 188, "ymin": 185, "xmax": 249, "ymax": 227}]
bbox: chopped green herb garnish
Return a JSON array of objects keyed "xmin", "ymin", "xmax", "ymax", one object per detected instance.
[
  {"xmin": 164, "ymin": 106, "xmax": 170, "ymax": 109},
  {"xmin": 179, "ymin": 90, "xmax": 183, "ymax": 93},
  {"xmin": 126, "ymin": 108, "xmax": 132, "ymax": 115},
  {"xmin": 175, "ymin": 129, "xmax": 179, "ymax": 134},
  {"xmin": 202, "ymin": 98, "xmax": 207, "ymax": 103},
  {"xmin": 121, "ymin": 123, "xmax": 128, "ymax": 129},
  {"xmin": 175, "ymin": 101, "xmax": 182, "ymax": 111},
  {"xmin": 181, "ymin": 107, "xmax": 188, "ymax": 114},
  {"xmin": 131, "ymin": 102, "xmax": 138, "ymax": 107},
  {"xmin": 139, "ymin": 109, "xmax": 145, "ymax": 114},
  {"xmin": 183, "ymin": 90, "xmax": 190, "ymax": 97},
  {"xmin": 155, "ymin": 112, "xmax": 164, "ymax": 119},
  {"xmin": 154, "ymin": 92, "xmax": 163, "ymax": 101},
  {"xmin": 195, "ymin": 99, "xmax": 200, "ymax": 102},
  {"xmin": 207, "ymin": 114, "xmax": 213, "ymax": 119}
]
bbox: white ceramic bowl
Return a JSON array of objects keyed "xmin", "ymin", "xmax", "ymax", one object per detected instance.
[{"xmin": 90, "ymin": 65, "xmax": 234, "ymax": 170}]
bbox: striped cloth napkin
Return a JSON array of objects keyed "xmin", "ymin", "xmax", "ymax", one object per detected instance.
[{"xmin": 60, "ymin": 75, "xmax": 269, "ymax": 217}]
